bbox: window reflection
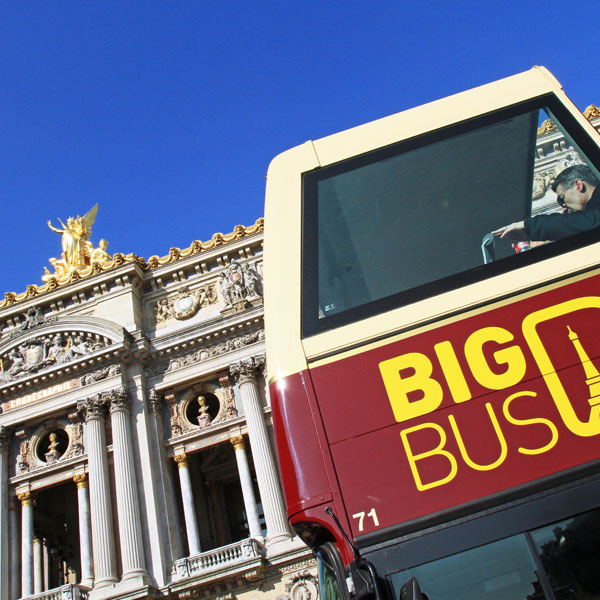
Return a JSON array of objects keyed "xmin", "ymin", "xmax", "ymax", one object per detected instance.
[
  {"xmin": 389, "ymin": 507, "xmax": 600, "ymax": 600},
  {"xmin": 390, "ymin": 535, "xmax": 542, "ymax": 600},
  {"xmin": 531, "ymin": 508, "xmax": 600, "ymax": 600}
]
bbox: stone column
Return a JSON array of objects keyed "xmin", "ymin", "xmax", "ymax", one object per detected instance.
[
  {"xmin": 174, "ymin": 453, "xmax": 201, "ymax": 556},
  {"xmin": 73, "ymin": 473, "xmax": 94, "ymax": 587},
  {"xmin": 107, "ymin": 388, "xmax": 148, "ymax": 581},
  {"xmin": 18, "ymin": 491, "xmax": 34, "ymax": 597},
  {"xmin": 0, "ymin": 427, "xmax": 10, "ymax": 600},
  {"xmin": 230, "ymin": 356, "xmax": 290, "ymax": 544},
  {"xmin": 33, "ymin": 537, "xmax": 43, "ymax": 594},
  {"xmin": 77, "ymin": 395, "xmax": 118, "ymax": 587},
  {"xmin": 9, "ymin": 499, "xmax": 19, "ymax": 600},
  {"xmin": 230, "ymin": 435, "xmax": 262, "ymax": 538},
  {"xmin": 42, "ymin": 541, "xmax": 49, "ymax": 592}
]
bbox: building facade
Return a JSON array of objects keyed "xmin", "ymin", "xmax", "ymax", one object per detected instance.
[{"xmin": 0, "ymin": 218, "xmax": 317, "ymax": 600}]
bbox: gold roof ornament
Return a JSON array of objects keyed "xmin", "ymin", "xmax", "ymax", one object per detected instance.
[
  {"xmin": 584, "ymin": 104, "xmax": 600, "ymax": 119},
  {"xmin": 537, "ymin": 118, "xmax": 557, "ymax": 136},
  {"xmin": 44, "ymin": 204, "xmax": 111, "ymax": 282},
  {"xmin": 0, "ymin": 218, "xmax": 264, "ymax": 309}
]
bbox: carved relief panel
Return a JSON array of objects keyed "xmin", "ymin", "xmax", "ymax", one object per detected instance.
[
  {"xmin": 0, "ymin": 330, "xmax": 112, "ymax": 383},
  {"xmin": 153, "ymin": 284, "xmax": 218, "ymax": 325}
]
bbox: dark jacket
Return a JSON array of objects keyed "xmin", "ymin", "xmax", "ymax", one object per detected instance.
[{"xmin": 525, "ymin": 187, "xmax": 600, "ymax": 241}]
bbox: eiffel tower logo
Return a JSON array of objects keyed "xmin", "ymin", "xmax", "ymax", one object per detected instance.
[{"xmin": 567, "ymin": 326, "xmax": 600, "ymax": 408}]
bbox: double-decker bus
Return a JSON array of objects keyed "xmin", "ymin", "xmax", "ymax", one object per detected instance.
[{"xmin": 263, "ymin": 67, "xmax": 600, "ymax": 600}]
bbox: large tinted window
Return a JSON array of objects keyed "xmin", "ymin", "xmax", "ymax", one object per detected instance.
[
  {"xmin": 389, "ymin": 506, "xmax": 600, "ymax": 600},
  {"xmin": 302, "ymin": 97, "xmax": 600, "ymax": 336}
]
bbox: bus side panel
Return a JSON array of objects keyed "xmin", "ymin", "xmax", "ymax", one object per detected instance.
[
  {"xmin": 270, "ymin": 370, "xmax": 336, "ymax": 514},
  {"xmin": 307, "ymin": 272, "xmax": 600, "ymax": 539},
  {"xmin": 270, "ymin": 370, "xmax": 358, "ymax": 564}
]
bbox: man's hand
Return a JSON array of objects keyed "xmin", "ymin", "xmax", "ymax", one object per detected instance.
[{"xmin": 492, "ymin": 221, "xmax": 526, "ymax": 240}]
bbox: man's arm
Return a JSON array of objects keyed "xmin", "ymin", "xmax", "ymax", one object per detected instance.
[{"xmin": 525, "ymin": 209, "xmax": 600, "ymax": 241}]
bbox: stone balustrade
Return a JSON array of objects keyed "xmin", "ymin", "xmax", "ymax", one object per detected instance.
[
  {"xmin": 172, "ymin": 538, "xmax": 263, "ymax": 581},
  {"xmin": 21, "ymin": 583, "xmax": 89, "ymax": 600}
]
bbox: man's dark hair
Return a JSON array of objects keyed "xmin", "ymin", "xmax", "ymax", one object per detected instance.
[{"xmin": 551, "ymin": 164, "xmax": 600, "ymax": 192}]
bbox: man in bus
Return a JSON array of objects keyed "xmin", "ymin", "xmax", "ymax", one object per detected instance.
[{"xmin": 494, "ymin": 164, "xmax": 600, "ymax": 242}]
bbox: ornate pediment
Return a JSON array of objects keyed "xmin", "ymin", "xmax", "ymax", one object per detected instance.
[{"xmin": 0, "ymin": 315, "xmax": 129, "ymax": 385}]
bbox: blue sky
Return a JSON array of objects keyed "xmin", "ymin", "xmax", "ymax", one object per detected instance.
[{"xmin": 1, "ymin": 1, "xmax": 599, "ymax": 295}]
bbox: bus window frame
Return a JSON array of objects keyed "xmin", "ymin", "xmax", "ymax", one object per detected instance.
[
  {"xmin": 301, "ymin": 93, "xmax": 600, "ymax": 339},
  {"xmin": 360, "ymin": 469, "xmax": 600, "ymax": 583},
  {"xmin": 316, "ymin": 542, "xmax": 351, "ymax": 600}
]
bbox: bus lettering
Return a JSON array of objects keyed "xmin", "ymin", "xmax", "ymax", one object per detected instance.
[
  {"xmin": 448, "ymin": 402, "xmax": 508, "ymax": 471},
  {"xmin": 400, "ymin": 422, "xmax": 458, "ymax": 491},
  {"xmin": 400, "ymin": 390, "xmax": 562, "ymax": 492},
  {"xmin": 502, "ymin": 391, "xmax": 559, "ymax": 456},
  {"xmin": 379, "ymin": 352, "xmax": 443, "ymax": 423},
  {"xmin": 463, "ymin": 326, "xmax": 526, "ymax": 391}
]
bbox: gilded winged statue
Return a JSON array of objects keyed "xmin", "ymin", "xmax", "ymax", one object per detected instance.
[
  {"xmin": 47, "ymin": 204, "xmax": 98, "ymax": 268},
  {"xmin": 44, "ymin": 204, "xmax": 111, "ymax": 281}
]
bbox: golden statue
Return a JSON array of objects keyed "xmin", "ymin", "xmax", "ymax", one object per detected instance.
[
  {"xmin": 90, "ymin": 239, "xmax": 112, "ymax": 265},
  {"xmin": 44, "ymin": 205, "xmax": 112, "ymax": 282},
  {"xmin": 47, "ymin": 204, "xmax": 98, "ymax": 269}
]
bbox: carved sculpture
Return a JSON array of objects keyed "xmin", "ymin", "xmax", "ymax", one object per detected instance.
[
  {"xmin": 219, "ymin": 259, "xmax": 263, "ymax": 310},
  {"xmin": 44, "ymin": 204, "xmax": 112, "ymax": 281},
  {"xmin": 0, "ymin": 332, "xmax": 110, "ymax": 383},
  {"xmin": 19, "ymin": 306, "xmax": 45, "ymax": 331},
  {"xmin": 197, "ymin": 395, "xmax": 212, "ymax": 428},
  {"xmin": 2, "ymin": 218, "xmax": 263, "ymax": 310},
  {"xmin": 154, "ymin": 284, "xmax": 218, "ymax": 323},
  {"xmin": 45, "ymin": 432, "xmax": 61, "ymax": 464}
]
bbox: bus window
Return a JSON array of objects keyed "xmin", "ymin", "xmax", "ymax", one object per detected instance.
[
  {"xmin": 388, "ymin": 506, "xmax": 600, "ymax": 600},
  {"xmin": 302, "ymin": 101, "xmax": 600, "ymax": 336},
  {"xmin": 389, "ymin": 534, "xmax": 542, "ymax": 600},
  {"xmin": 530, "ymin": 508, "xmax": 600, "ymax": 600}
]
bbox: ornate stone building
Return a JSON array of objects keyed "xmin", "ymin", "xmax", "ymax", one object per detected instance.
[{"xmin": 0, "ymin": 218, "xmax": 317, "ymax": 600}]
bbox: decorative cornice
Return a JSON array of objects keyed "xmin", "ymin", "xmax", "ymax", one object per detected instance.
[
  {"xmin": 145, "ymin": 327, "xmax": 265, "ymax": 379},
  {"xmin": 0, "ymin": 218, "xmax": 264, "ymax": 310},
  {"xmin": 537, "ymin": 105, "xmax": 600, "ymax": 137}
]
